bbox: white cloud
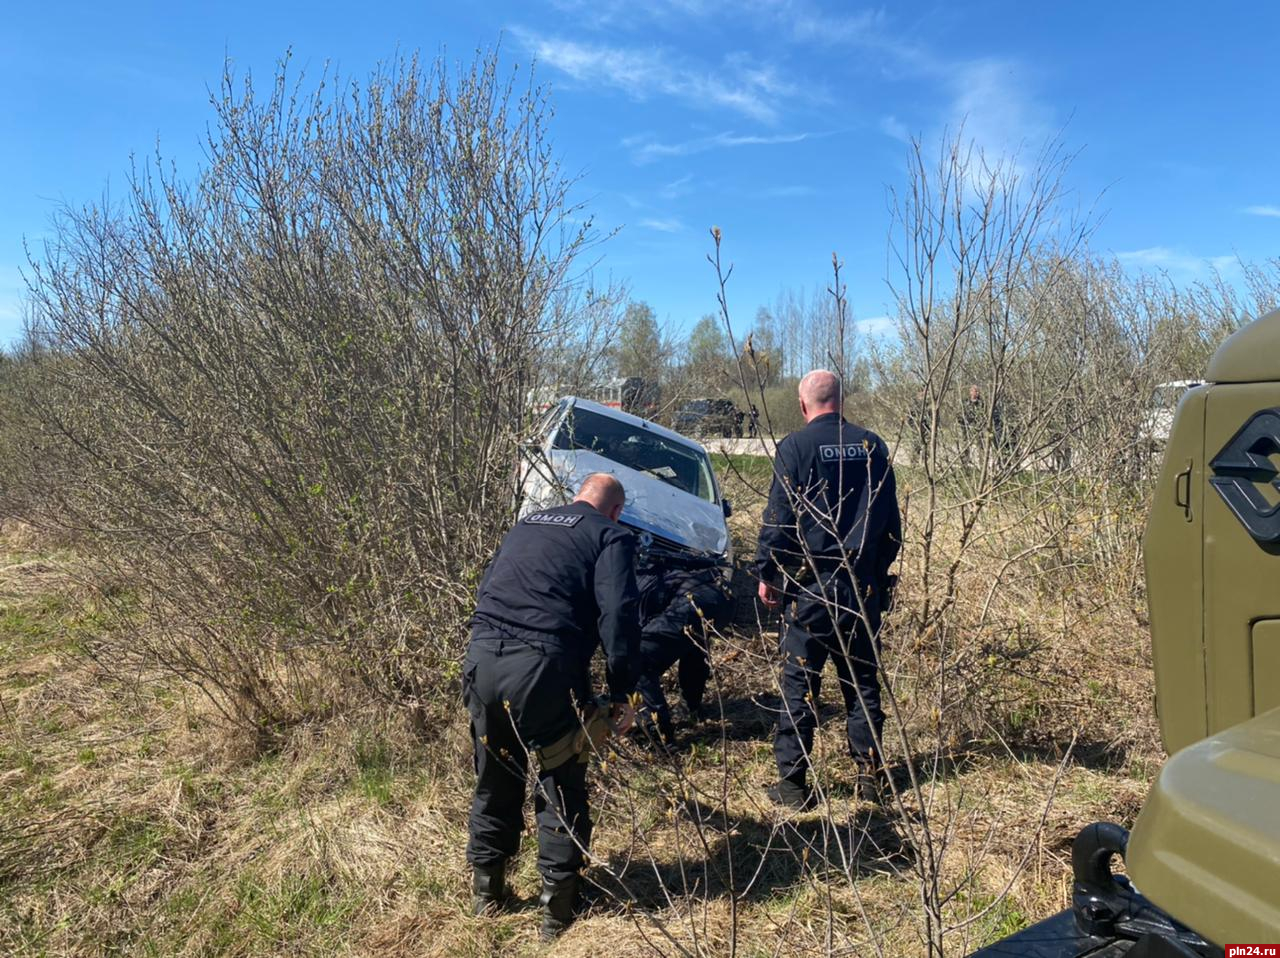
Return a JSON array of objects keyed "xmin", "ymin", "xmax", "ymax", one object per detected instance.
[
  {"xmin": 544, "ymin": 0, "xmax": 878, "ymax": 45},
  {"xmin": 947, "ymin": 58, "xmax": 1048, "ymax": 161},
  {"xmin": 784, "ymin": 5, "xmax": 883, "ymax": 45},
  {"xmin": 1244, "ymin": 205, "xmax": 1280, "ymax": 218},
  {"xmin": 623, "ymin": 130, "xmax": 813, "ymax": 164},
  {"xmin": 879, "ymin": 115, "xmax": 910, "ymax": 143},
  {"xmin": 639, "ymin": 217, "xmax": 686, "ymax": 233},
  {"xmin": 545, "ymin": 0, "xmax": 715, "ymax": 29},
  {"xmin": 659, "ymin": 174, "xmax": 695, "ymax": 200},
  {"xmin": 513, "ymin": 31, "xmax": 797, "ymax": 123},
  {"xmin": 856, "ymin": 315, "xmax": 896, "ymax": 338},
  {"xmin": 1116, "ymin": 246, "xmax": 1238, "ymax": 278}
]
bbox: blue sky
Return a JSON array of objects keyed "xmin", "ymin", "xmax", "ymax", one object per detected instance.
[{"xmin": 3, "ymin": 1, "xmax": 1279, "ymax": 346}]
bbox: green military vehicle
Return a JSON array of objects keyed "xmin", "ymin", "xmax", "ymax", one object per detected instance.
[{"xmin": 973, "ymin": 310, "xmax": 1280, "ymax": 956}]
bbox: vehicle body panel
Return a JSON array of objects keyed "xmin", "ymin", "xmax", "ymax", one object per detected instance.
[
  {"xmin": 1143, "ymin": 386, "xmax": 1207, "ymax": 754},
  {"xmin": 1127, "ymin": 704, "xmax": 1280, "ymax": 945},
  {"xmin": 973, "ymin": 306, "xmax": 1280, "ymax": 956},
  {"xmin": 674, "ymin": 398, "xmax": 742, "ymax": 439},
  {"xmin": 1140, "ymin": 380, "xmax": 1204, "ymax": 448},
  {"xmin": 517, "ymin": 397, "xmax": 732, "ymax": 561}
]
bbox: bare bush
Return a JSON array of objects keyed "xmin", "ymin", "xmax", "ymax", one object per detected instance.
[{"xmin": 11, "ymin": 51, "xmax": 611, "ymax": 736}]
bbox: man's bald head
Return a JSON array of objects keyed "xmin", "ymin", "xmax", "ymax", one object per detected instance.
[
  {"xmin": 798, "ymin": 369, "xmax": 842, "ymax": 421},
  {"xmin": 574, "ymin": 473, "xmax": 627, "ymax": 521}
]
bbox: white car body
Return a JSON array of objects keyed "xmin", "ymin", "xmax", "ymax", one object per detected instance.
[
  {"xmin": 1141, "ymin": 380, "xmax": 1203, "ymax": 447},
  {"xmin": 517, "ymin": 397, "xmax": 733, "ymax": 565}
]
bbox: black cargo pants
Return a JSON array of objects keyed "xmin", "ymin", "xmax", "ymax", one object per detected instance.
[
  {"xmin": 774, "ymin": 571, "xmax": 884, "ymax": 782},
  {"xmin": 463, "ymin": 635, "xmax": 592, "ymax": 884},
  {"xmin": 634, "ymin": 631, "xmax": 710, "ymax": 728}
]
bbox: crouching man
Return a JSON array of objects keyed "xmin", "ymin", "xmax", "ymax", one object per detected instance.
[
  {"xmin": 464, "ymin": 473, "xmax": 640, "ymax": 939},
  {"xmin": 632, "ymin": 566, "xmax": 731, "ymax": 747}
]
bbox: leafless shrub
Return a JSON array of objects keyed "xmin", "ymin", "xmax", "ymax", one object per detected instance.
[{"xmin": 10, "ymin": 50, "xmax": 612, "ymax": 737}]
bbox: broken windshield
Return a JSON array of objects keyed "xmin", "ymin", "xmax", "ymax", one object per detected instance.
[{"xmin": 553, "ymin": 407, "xmax": 717, "ymax": 502}]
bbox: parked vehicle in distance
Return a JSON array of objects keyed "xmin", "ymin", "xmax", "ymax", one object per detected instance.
[
  {"xmin": 673, "ymin": 398, "xmax": 742, "ymax": 438},
  {"xmin": 589, "ymin": 376, "xmax": 661, "ymax": 419},
  {"xmin": 527, "ymin": 377, "xmax": 660, "ymax": 418}
]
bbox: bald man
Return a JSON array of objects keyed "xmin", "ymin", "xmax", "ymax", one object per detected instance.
[
  {"xmin": 464, "ymin": 473, "xmax": 640, "ymax": 938},
  {"xmin": 756, "ymin": 371, "xmax": 902, "ymax": 809}
]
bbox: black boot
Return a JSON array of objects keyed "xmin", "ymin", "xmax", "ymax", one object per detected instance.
[
  {"xmin": 854, "ymin": 755, "xmax": 885, "ymax": 805},
  {"xmin": 766, "ymin": 775, "xmax": 814, "ymax": 810},
  {"xmin": 472, "ymin": 861, "xmax": 507, "ymax": 916},
  {"xmin": 538, "ymin": 875, "xmax": 581, "ymax": 939},
  {"xmin": 673, "ymin": 699, "xmax": 704, "ymax": 727},
  {"xmin": 636, "ymin": 713, "xmax": 681, "ymax": 753}
]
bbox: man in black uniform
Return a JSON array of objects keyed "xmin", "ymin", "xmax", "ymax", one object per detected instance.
[
  {"xmin": 756, "ymin": 370, "xmax": 901, "ymax": 809},
  {"xmin": 632, "ymin": 565, "xmax": 729, "ymax": 747},
  {"xmin": 465, "ymin": 473, "xmax": 640, "ymax": 938}
]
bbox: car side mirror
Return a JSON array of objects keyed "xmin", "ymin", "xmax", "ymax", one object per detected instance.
[{"xmin": 722, "ymin": 498, "xmax": 733, "ymax": 518}]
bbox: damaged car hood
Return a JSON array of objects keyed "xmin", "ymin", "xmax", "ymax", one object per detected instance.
[{"xmin": 545, "ymin": 448, "xmax": 729, "ymax": 557}]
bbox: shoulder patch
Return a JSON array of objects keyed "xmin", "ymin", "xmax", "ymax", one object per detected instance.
[
  {"xmin": 524, "ymin": 512, "xmax": 583, "ymax": 527},
  {"xmin": 819, "ymin": 443, "xmax": 870, "ymax": 462}
]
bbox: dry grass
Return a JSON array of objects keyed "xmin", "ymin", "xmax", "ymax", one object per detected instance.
[{"xmin": 1, "ymin": 490, "xmax": 1162, "ymax": 957}]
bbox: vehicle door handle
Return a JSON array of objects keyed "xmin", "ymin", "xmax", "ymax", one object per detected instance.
[{"xmin": 1174, "ymin": 460, "xmax": 1193, "ymax": 522}]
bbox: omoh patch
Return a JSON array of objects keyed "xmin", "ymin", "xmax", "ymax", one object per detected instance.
[
  {"xmin": 819, "ymin": 443, "xmax": 869, "ymax": 461},
  {"xmin": 524, "ymin": 512, "xmax": 583, "ymax": 527}
]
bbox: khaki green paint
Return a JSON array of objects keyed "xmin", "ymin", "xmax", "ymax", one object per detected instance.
[
  {"xmin": 1206, "ymin": 312, "xmax": 1280, "ymax": 383},
  {"xmin": 1126, "ymin": 706, "xmax": 1280, "ymax": 945},
  {"xmin": 1252, "ymin": 620, "xmax": 1280, "ymax": 715},
  {"xmin": 1128, "ymin": 307, "xmax": 1280, "ymax": 944},
  {"xmin": 1202, "ymin": 383, "xmax": 1280, "ymax": 734},
  {"xmin": 1143, "ymin": 387, "xmax": 1206, "ymax": 755}
]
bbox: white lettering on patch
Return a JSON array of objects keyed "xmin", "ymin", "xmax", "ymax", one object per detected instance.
[
  {"xmin": 524, "ymin": 512, "xmax": 583, "ymax": 527},
  {"xmin": 819, "ymin": 443, "xmax": 869, "ymax": 462}
]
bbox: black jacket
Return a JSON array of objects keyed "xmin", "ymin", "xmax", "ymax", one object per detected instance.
[
  {"xmin": 755, "ymin": 412, "xmax": 901, "ymax": 588},
  {"xmin": 471, "ymin": 501, "xmax": 641, "ymax": 702}
]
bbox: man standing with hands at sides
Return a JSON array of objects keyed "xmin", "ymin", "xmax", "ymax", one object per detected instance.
[
  {"xmin": 464, "ymin": 473, "xmax": 640, "ymax": 939},
  {"xmin": 756, "ymin": 371, "xmax": 902, "ymax": 809}
]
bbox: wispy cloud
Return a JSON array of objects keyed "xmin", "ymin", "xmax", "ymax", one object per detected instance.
[
  {"xmin": 947, "ymin": 58, "xmax": 1049, "ymax": 160},
  {"xmin": 1116, "ymin": 246, "xmax": 1238, "ymax": 278},
  {"xmin": 879, "ymin": 115, "xmax": 910, "ymax": 143},
  {"xmin": 639, "ymin": 217, "xmax": 686, "ymax": 233},
  {"xmin": 1244, "ymin": 205, "xmax": 1280, "ymax": 218},
  {"xmin": 623, "ymin": 130, "xmax": 814, "ymax": 164},
  {"xmin": 659, "ymin": 174, "xmax": 695, "ymax": 200},
  {"xmin": 784, "ymin": 5, "xmax": 883, "ymax": 46},
  {"xmin": 545, "ymin": 0, "xmax": 878, "ymax": 44},
  {"xmin": 545, "ymin": 0, "xmax": 715, "ymax": 29},
  {"xmin": 856, "ymin": 315, "xmax": 896, "ymax": 338},
  {"xmin": 513, "ymin": 30, "xmax": 798, "ymax": 123}
]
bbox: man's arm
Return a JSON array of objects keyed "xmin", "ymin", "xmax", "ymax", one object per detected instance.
[
  {"xmin": 857, "ymin": 440, "xmax": 901, "ymax": 583},
  {"xmin": 475, "ymin": 542, "xmax": 503, "ymax": 599},
  {"xmin": 755, "ymin": 439, "xmax": 801, "ymax": 596},
  {"xmin": 594, "ymin": 531, "xmax": 642, "ymax": 704}
]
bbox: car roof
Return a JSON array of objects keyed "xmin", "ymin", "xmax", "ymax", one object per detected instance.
[{"xmin": 562, "ymin": 396, "xmax": 710, "ymax": 453}]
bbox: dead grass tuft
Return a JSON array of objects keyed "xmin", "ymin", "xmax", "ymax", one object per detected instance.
[{"xmin": 1, "ymin": 505, "xmax": 1163, "ymax": 957}]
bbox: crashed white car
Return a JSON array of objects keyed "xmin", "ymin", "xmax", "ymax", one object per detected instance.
[
  {"xmin": 1140, "ymin": 379, "xmax": 1203, "ymax": 449},
  {"xmin": 517, "ymin": 397, "xmax": 734, "ymax": 569},
  {"xmin": 516, "ymin": 397, "xmax": 736, "ymax": 736}
]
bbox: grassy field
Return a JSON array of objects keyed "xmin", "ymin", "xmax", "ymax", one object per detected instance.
[{"xmin": 0, "ymin": 469, "xmax": 1162, "ymax": 956}]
